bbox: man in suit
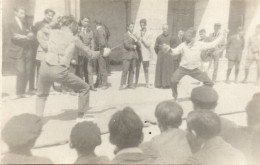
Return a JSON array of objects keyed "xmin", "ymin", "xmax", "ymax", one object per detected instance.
[
  {"xmin": 95, "ymin": 21, "xmax": 109, "ymax": 89},
  {"xmin": 225, "ymin": 27, "xmax": 245, "ymax": 83},
  {"xmin": 120, "ymin": 22, "xmax": 138, "ymax": 90},
  {"xmin": 208, "ymin": 23, "xmax": 226, "ymax": 82},
  {"xmin": 76, "ymin": 16, "xmax": 96, "ymax": 91},
  {"xmin": 8, "ymin": 7, "xmax": 34, "ymax": 99},
  {"xmin": 186, "ymin": 110, "xmax": 247, "ymax": 165}
]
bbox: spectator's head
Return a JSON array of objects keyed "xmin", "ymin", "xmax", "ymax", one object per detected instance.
[
  {"xmin": 70, "ymin": 121, "xmax": 101, "ymax": 154},
  {"xmin": 256, "ymin": 24, "xmax": 260, "ymax": 34},
  {"xmin": 60, "ymin": 15, "xmax": 78, "ymax": 35},
  {"xmin": 95, "ymin": 20, "xmax": 102, "ymax": 27},
  {"xmin": 140, "ymin": 18, "xmax": 147, "ymax": 30},
  {"xmin": 214, "ymin": 23, "xmax": 221, "ymax": 33},
  {"xmin": 2, "ymin": 114, "xmax": 42, "ymax": 153},
  {"xmin": 162, "ymin": 24, "xmax": 169, "ymax": 35},
  {"xmin": 127, "ymin": 22, "xmax": 135, "ymax": 33},
  {"xmin": 109, "ymin": 107, "xmax": 144, "ymax": 150},
  {"xmin": 14, "ymin": 7, "xmax": 26, "ymax": 20},
  {"xmin": 178, "ymin": 30, "xmax": 185, "ymax": 38},
  {"xmin": 44, "ymin": 9, "xmax": 55, "ymax": 23},
  {"xmin": 187, "ymin": 110, "xmax": 221, "ymax": 144},
  {"xmin": 199, "ymin": 29, "xmax": 207, "ymax": 40},
  {"xmin": 79, "ymin": 16, "xmax": 91, "ymax": 28},
  {"xmin": 237, "ymin": 26, "xmax": 244, "ymax": 38},
  {"xmin": 184, "ymin": 28, "xmax": 196, "ymax": 43},
  {"xmin": 191, "ymin": 85, "xmax": 219, "ymax": 111},
  {"xmin": 253, "ymin": 92, "xmax": 260, "ymax": 99},
  {"xmin": 155, "ymin": 100, "xmax": 183, "ymax": 132},
  {"xmin": 246, "ymin": 98, "xmax": 260, "ymax": 128}
]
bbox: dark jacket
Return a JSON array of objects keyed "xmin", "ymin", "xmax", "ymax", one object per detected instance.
[
  {"xmin": 122, "ymin": 32, "xmax": 138, "ymax": 60},
  {"xmin": 8, "ymin": 17, "xmax": 32, "ymax": 59},
  {"xmin": 95, "ymin": 26, "xmax": 108, "ymax": 53}
]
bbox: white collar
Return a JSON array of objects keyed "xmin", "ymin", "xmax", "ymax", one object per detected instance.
[
  {"xmin": 15, "ymin": 16, "xmax": 23, "ymax": 30},
  {"xmin": 97, "ymin": 25, "xmax": 102, "ymax": 30},
  {"xmin": 116, "ymin": 147, "xmax": 143, "ymax": 156}
]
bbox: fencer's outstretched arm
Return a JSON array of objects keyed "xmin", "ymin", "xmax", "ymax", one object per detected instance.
[{"xmin": 199, "ymin": 30, "xmax": 228, "ymax": 51}]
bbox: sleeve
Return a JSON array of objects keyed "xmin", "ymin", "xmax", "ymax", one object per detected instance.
[
  {"xmin": 154, "ymin": 36, "xmax": 160, "ymax": 54},
  {"xmin": 37, "ymin": 30, "xmax": 48, "ymax": 51},
  {"xmin": 96, "ymin": 29, "xmax": 106, "ymax": 50},
  {"xmin": 226, "ymin": 36, "xmax": 233, "ymax": 49},
  {"xmin": 91, "ymin": 31, "xmax": 95, "ymax": 50},
  {"xmin": 186, "ymin": 156, "xmax": 201, "ymax": 165},
  {"xmin": 142, "ymin": 33, "xmax": 152, "ymax": 48},
  {"xmin": 169, "ymin": 44, "xmax": 183, "ymax": 56},
  {"xmin": 123, "ymin": 34, "xmax": 136, "ymax": 50},
  {"xmin": 199, "ymin": 33, "xmax": 225, "ymax": 51},
  {"xmin": 75, "ymin": 37, "xmax": 100, "ymax": 59}
]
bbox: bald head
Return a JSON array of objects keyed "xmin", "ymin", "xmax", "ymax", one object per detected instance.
[{"xmin": 162, "ymin": 24, "xmax": 169, "ymax": 35}]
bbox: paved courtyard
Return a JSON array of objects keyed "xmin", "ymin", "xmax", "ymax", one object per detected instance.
[{"xmin": 1, "ymin": 60, "xmax": 260, "ymax": 163}]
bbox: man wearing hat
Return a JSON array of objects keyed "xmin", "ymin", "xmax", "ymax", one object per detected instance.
[
  {"xmin": 188, "ymin": 86, "xmax": 243, "ymax": 155},
  {"xmin": 1, "ymin": 113, "xmax": 53, "ymax": 164},
  {"xmin": 162, "ymin": 28, "xmax": 227, "ymax": 100}
]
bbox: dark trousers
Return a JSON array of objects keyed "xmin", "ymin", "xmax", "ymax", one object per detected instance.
[
  {"xmin": 28, "ymin": 47, "xmax": 37, "ymax": 91},
  {"xmin": 226, "ymin": 60, "xmax": 240, "ymax": 81},
  {"xmin": 121, "ymin": 58, "xmax": 136, "ymax": 86},
  {"xmin": 14, "ymin": 50, "xmax": 32, "ymax": 95},
  {"xmin": 97, "ymin": 56, "xmax": 108, "ymax": 86},
  {"xmin": 75, "ymin": 59, "xmax": 94, "ymax": 86},
  {"xmin": 36, "ymin": 62, "xmax": 90, "ymax": 117},
  {"xmin": 208, "ymin": 52, "xmax": 221, "ymax": 82},
  {"xmin": 171, "ymin": 67, "xmax": 213, "ymax": 99},
  {"xmin": 136, "ymin": 58, "xmax": 149, "ymax": 84}
]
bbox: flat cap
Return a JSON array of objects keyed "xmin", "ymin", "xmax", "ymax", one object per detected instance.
[
  {"xmin": 2, "ymin": 113, "xmax": 42, "ymax": 147},
  {"xmin": 191, "ymin": 85, "xmax": 219, "ymax": 105}
]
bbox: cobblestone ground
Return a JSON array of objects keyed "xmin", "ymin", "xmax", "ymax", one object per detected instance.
[{"xmin": 1, "ymin": 60, "xmax": 260, "ymax": 163}]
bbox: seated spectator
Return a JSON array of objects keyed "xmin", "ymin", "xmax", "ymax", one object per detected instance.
[
  {"xmin": 1, "ymin": 113, "xmax": 53, "ymax": 164},
  {"xmin": 109, "ymin": 107, "xmax": 156, "ymax": 164},
  {"xmin": 252, "ymin": 92, "xmax": 260, "ymax": 99},
  {"xmin": 140, "ymin": 100, "xmax": 192, "ymax": 164},
  {"xmin": 186, "ymin": 110, "xmax": 247, "ymax": 165},
  {"xmin": 188, "ymin": 85, "xmax": 240, "ymax": 152},
  {"xmin": 251, "ymin": 125, "xmax": 260, "ymax": 164},
  {"xmin": 70, "ymin": 121, "xmax": 110, "ymax": 164}
]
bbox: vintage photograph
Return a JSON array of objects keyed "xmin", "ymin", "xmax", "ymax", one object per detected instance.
[{"xmin": 1, "ymin": 0, "xmax": 260, "ymax": 164}]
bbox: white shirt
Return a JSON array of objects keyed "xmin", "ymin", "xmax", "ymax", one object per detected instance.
[
  {"xmin": 171, "ymin": 36, "xmax": 224, "ymax": 70},
  {"xmin": 15, "ymin": 16, "xmax": 23, "ymax": 30}
]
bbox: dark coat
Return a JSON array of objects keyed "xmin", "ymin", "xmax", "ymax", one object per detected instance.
[
  {"xmin": 122, "ymin": 32, "xmax": 138, "ymax": 60},
  {"xmin": 226, "ymin": 34, "xmax": 245, "ymax": 61},
  {"xmin": 8, "ymin": 17, "xmax": 32, "ymax": 59}
]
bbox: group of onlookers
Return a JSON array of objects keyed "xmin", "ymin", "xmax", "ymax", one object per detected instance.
[{"xmin": 2, "ymin": 86, "xmax": 260, "ymax": 164}]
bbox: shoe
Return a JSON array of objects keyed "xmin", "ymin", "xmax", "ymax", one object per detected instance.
[
  {"xmin": 10, "ymin": 94, "xmax": 26, "ymax": 100},
  {"xmin": 119, "ymin": 85, "xmax": 127, "ymax": 90},
  {"xmin": 225, "ymin": 79, "xmax": 230, "ymax": 84},
  {"xmin": 69, "ymin": 91, "xmax": 77, "ymax": 96},
  {"xmin": 128, "ymin": 85, "xmax": 136, "ymax": 89},
  {"xmin": 90, "ymin": 86, "xmax": 97, "ymax": 91},
  {"xmin": 145, "ymin": 84, "xmax": 152, "ymax": 89},
  {"xmin": 27, "ymin": 89, "xmax": 37, "ymax": 95},
  {"xmin": 101, "ymin": 85, "xmax": 109, "ymax": 90},
  {"xmin": 241, "ymin": 80, "xmax": 247, "ymax": 83}
]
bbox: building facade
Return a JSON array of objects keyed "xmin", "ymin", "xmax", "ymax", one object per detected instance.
[{"xmin": 2, "ymin": 0, "xmax": 259, "ymax": 72}]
